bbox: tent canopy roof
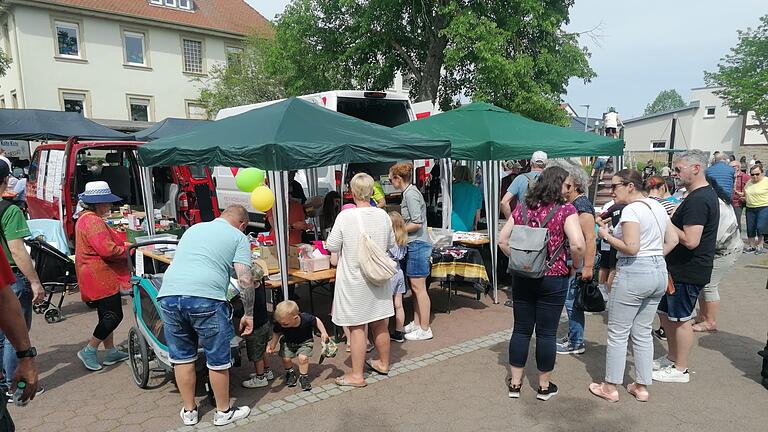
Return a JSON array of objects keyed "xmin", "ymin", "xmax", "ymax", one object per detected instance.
[
  {"xmin": 138, "ymin": 97, "xmax": 450, "ymax": 170},
  {"xmin": 0, "ymin": 109, "xmax": 132, "ymax": 141},
  {"xmin": 395, "ymin": 102, "xmax": 624, "ymax": 161},
  {"xmin": 134, "ymin": 118, "xmax": 211, "ymax": 141}
]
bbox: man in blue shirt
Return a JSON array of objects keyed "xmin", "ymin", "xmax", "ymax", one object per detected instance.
[
  {"xmin": 705, "ymin": 152, "xmax": 735, "ymax": 196},
  {"xmin": 158, "ymin": 205, "xmax": 256, "ymax": 427},
  {"xmin": 500, "ymin": 151, "xmax": 547, "ymax": 218},
  {"xmin": 451, "ymin": 166, "xmax": 483, "ymax": 231}
]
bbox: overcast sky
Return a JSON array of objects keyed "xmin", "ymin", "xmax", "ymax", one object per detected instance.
[{"xmin": 247, "ymin": 0, "xmax": 764, "ymax": 119}]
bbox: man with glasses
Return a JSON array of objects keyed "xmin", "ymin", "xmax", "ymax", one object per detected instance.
[
  {"xmin": 744, "ymin": 164, "xmax": 768, "ymax": 254},
  {"xmin": 653, "ymin": 150, "xmax": 719, "ymax": 383}
]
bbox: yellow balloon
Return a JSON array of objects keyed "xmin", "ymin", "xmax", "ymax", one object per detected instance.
[{"xmin": 250, "ymin": 186, "xmax": 275, "ymax": 212}]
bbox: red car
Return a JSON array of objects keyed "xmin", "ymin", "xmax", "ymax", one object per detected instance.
[{"xmin": 26, "ymin": 139, "xmax": 219, "ymax": 243}]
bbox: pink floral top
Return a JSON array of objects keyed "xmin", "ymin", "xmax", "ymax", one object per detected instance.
[
  {"xmin": 75, "ymin": 211, "xmax": 130, "ymax": 302},
  {"xmin": 512, "ymin": 202, "xmax": 577, "ymax": 277}
]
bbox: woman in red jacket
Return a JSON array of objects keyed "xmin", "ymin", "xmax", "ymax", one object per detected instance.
[{"xmin": 74, "ymin": 181, "xmax": 130, "ymax": 372}]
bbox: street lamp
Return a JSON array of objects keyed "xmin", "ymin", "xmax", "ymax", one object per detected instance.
[{"xmin": 580, "ymin": 104, "xmax": 590, "ymax": 132}]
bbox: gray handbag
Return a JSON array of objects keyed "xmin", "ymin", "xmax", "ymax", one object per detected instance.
[{"xmin": 507, "ymin": 204, "xmax": 564, "ymax": 279}]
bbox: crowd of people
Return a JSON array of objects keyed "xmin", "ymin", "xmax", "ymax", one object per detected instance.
[{"xmin": 0, "ymin": 147, "xmax": 764, "ymax": 427}]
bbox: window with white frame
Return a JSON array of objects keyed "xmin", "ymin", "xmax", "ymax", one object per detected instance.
[
  {"xmin": 55, "ymin": 21, "xmax": 81, "ymax": 58},
  {"xmin": 2, "ymin": 23, "xmax": 11, "ymax": 60},
  {"xmin": 149, "ymin": 0, "xmax": 162, "ymax": 4},
  {"xmin": 182, "ymin": 38, "xmax": 203, "ymax": 73},
  {"xmin": 61, "ymin": 91, "xmax": 86, "ymax": 114},
  {"xmin": 651, "ymin": 140, "xmax": 667, "ymax": 150},
  {"xmin": 179, "ymin": 0, "xmax": 192, "ymax": 10},
  {"xmin": 124, "ymin": 31, "xmax": 146, "ymax": 66},
  {"xmin": 10, "ymin": 91, "xmax": 17, "ymax": 109},
  {"xmin": 225, "ymin": 46, "xmax": 243, "ymax": 66},
  {"xmin": 128, "ymin": 97, "xmax": 152, "ymax": 122},
  {"xmin": 704, "ymin": 106, "xmax": 716, "ymax": 118},
  {"xmin": 0, "ymin": 96, "xmax": 5, "ymax": 109},
  {"xmin": 186, "ymin": 101, "xmax": 208, "ymax": 120},
  {"xmin": 164, "ymin": 0, "xmax": 177, "ymax": 7}
]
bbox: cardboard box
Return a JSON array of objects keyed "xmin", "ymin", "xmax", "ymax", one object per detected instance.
[
  {"xmin": 259, "ymin": 246, "xmax": 279, "ymax": 271},
  {"xmin": 300, "ymin": 255, "xmax": 330, "ymax": 272},
  {"xmin": 288, "ymin": 243, "xmax": 311, "ymax": 269}
]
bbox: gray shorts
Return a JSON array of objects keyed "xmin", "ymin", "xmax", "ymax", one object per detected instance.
[
  {"xmin": 244, "ymin": 322, "xmax": 272, "ymax": 362},
  {"xmin": 279, "ymin": 338, "xmax": 314, "ymax": 359},
  {"xmin": 701, "ymin": 251, "xmax": 739, "ymax": 302}
]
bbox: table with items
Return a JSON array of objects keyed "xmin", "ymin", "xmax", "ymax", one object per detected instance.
[{"xmin": 430, "ymin": 244, "xmax": 489, "ymax": 313}]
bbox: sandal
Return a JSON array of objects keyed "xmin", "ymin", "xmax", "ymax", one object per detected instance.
[
  {"xmin": 335, "ymin": 376, "xmax": 367, "ymax": 388},
  {"xmin": 365, "ymin": 360, "xmax": 389, "ymax": 376},
  {"xmin": 627, "ymin": 383, "xmax": 649, "ymax": 402},
  {"xmin": 588, "ymin": 382, "xmax": 619, "ymax": 403},
  {"xmin": 692, "ymin": 323, "xmax": 717, "ymax": 333}
]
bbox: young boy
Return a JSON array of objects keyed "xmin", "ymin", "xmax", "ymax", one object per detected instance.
[
  {"xmin": 267, "ymin": 300, "xmax": 328, "ymax": 391},
  {"xmin": 242, "ymin": 264, "xmax": 274, "ymax": 388}
]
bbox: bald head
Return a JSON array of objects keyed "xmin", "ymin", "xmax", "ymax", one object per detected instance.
[{"xmin": 221, "ymin": 205, "xmax": 249, "ymax": 231}]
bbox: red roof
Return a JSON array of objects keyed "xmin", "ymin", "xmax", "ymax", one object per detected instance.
[{"xmin": 33, "ymin": 0, "xmax": 273, "ymax": 37}]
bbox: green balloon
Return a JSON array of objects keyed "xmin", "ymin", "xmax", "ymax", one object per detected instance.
[{"xmin": 236, "ymin": 168, "xmax": 266, "ymax": 193}]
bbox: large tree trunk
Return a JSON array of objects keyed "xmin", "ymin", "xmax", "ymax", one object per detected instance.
[{"xmin": 415, "ymin": 12, "xmax": 449, "ymax": 103}]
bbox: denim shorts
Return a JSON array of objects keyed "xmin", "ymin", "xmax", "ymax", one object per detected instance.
[
  {"xmin": 657, "ymin": 282, "xmax": 703, "ymax": 322},
  {"xmin": 745, "ymin": 206, "xmax": 768, "ymax": 237},
  {"xmin": 159, "ymin": 296, "xmax": 234, "ymax": 370},
  {"xmin": 405, "ymin": 240, "xmax": 432, "ymax": 278}
]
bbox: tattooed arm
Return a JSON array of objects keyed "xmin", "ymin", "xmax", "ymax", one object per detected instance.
[{"xmin": 234, "ymin": 262, "xmax": 255, "ymax": 335}]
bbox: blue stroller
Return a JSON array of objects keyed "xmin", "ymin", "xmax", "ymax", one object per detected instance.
[{"xmin": 126, "ymin": 240, "xmax": 243, "ymax": 405}]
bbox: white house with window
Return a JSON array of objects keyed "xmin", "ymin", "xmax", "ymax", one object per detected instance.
[
  {"xmin": 622, "ymin": 86, "xmax": 765, "ymax": 157},
  {"xmin": 0, "ymin": 0, "xmax": 271, "ymax": 127}
]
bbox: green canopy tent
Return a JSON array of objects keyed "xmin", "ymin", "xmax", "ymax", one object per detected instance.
[
  {"xmin": 138, "ymin": 97, "xmax": 450, "ymax": 298},
  {"xmin": 134, "ymin": 118, "xmax": 210, "ymax": 141},
  {"xmin": 396, "ymin": 102, "xmax": 625, "ymax": 302}
]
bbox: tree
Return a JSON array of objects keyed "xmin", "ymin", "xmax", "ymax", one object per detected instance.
[
  {"xmin": 266, "ymin": 0, "xmax": 595, "ymax": 125},
  {"xmin": 644, "ymin": 89, "xmax": 685, "ymax": 115},
  {"xmin": 705, "ymin": 15, "xmax": 768, "ymax": 140},
  {"xmin": 196, "ymin": 36, "xmax": 285, "ymax": 118}
]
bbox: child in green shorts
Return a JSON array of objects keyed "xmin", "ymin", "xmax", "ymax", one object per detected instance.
[
  {"xmin": 267, "ymin": 300, "xmax": 329, "ymax": 391},
  {"xmin": 242, "ymin": 264, "xmax": 274, "ymax": 389}
]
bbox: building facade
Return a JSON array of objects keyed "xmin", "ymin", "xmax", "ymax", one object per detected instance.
[
  {"xmin": 0, "ymin": 0, "xmax": 271, "ymax": 126},
  {"xmin": 622, "ymin": 86, "xmax": 767, "ymax": 161}
]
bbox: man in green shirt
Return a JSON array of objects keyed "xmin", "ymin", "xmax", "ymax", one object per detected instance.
[{"xmin": 0, "ymin": 162, "xmax": 44, "ymax": 397}]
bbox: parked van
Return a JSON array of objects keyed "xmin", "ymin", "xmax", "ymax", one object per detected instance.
[
  {"xmin": 26, "ymin": 139, "xmax": 219, "ymax": 242},
  {"xmin": 213, "ymin": 90, "xmax": 417, "ymax": 222}
]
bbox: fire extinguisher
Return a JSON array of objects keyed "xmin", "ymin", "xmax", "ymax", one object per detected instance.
[{"xmin": 178, "ymin": 192, "xmax": 189, "ymax": 213}]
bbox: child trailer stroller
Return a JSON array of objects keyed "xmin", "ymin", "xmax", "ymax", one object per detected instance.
[
  {"xmin": 26, "ymin": 237, "xmax": 78, "ymax": 323},
  {"xmin": 126, "ymin": 240, "xmax": 243, "ymax": 405}
]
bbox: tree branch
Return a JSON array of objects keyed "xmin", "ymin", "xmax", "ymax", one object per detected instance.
[{"xmin": 390, "ymin": 40, "xmax": 423, "ymax": 82}]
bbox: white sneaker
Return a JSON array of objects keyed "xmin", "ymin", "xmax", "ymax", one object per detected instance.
[
  {"xmin": 404, "ymin": 321, "xmax": 419, "ymax": 333},
  {"xmin": 242, "ymin": 375, "xmax": 269, "ymax": 388},
  {"xmin": 179, "ymin": 407, "xmax": 198, "ymax": 426},
  {"xmin": 404, "ymin": 328, "xmax": 433, "ymax": 341},
  {"xmin": 250, "ymin": 369, "xmax": 274, "ymax": 380},
  {"xmin": 652, "ymin": 366, "xmax": 690, "ymax": 383},
  {"xmin": 653, "ymin": 355, "xmax": 674, "ymax": 371},
  {"xmin": 213, "ymin": 406, "xmax": 251, "ymax": 426}
]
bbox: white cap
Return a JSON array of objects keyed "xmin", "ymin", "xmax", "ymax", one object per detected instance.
[{"xmin": 531, "ymin": 151, "xmax": 548, "ymax": 164}]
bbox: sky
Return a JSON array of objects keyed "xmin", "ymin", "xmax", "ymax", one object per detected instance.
[{"xmin": 247, "ymin": 0, "xmax": 764, "ymax": 119}]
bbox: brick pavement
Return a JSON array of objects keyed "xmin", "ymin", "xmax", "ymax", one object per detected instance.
[{"xmin": 9, "ymin": 253, "xmax": 768, "ymax": 431}]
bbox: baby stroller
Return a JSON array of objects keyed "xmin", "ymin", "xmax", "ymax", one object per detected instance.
[
  {"xmin": 126, "ymin": 240, "xmax": 243, "ymax": 405},
  {"xmin": 26, "ymin": 237, "xmax": 78, "ymax": 323}
]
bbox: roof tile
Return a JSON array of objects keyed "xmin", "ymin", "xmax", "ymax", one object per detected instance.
[{"xmin": 34, "ymin": 0, "xmax": 273, "ymax": 36}]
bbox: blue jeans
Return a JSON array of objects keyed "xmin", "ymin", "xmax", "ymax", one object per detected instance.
[
  {"xmin": 606, "ymin": 256, "xmax": 667, "ymax": 385},
  {"xmin": 158, "ymin": 296, "xmax": 234, "ymax": 370},
  {"xmin": 564, "ymin": 275, "xmax": 585, "ymax": 346},
  {"xmin": 508, "ymin": 276, "xmax": 568, "ymax": 372},
  {"xmin": 0, "ymin": 273, "xmax": 32, "ymax": 390},
  {"xmin": 745, "ymin": 206, "xmax": 768, "ymax": 237}
]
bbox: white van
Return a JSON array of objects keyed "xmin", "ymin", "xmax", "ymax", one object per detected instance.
[{"xmin": 213, "ymin": 90, "xmax": 417, "ymax": 224}]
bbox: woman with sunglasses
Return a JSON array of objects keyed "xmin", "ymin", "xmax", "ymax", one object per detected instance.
[
  {"xmin": 744, "ymin": 164, "xmax": 768, "ymax": 254},
  {"xmin": 589, "ymin": 169, "xmax": 679, "ymax": 402}
]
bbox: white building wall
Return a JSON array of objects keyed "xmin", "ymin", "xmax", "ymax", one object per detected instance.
[
  {"xmin": 0, "ymin": 12, "xmax": 24, "ymax": 107},
  {"xmin": 623, "ymin": 110, "xmax": 695, "ymax": 152},
  {"xmin": 743, "ymin": 111, "xmax": 768, "ymax": 146},
  {"xmin": 1, "ymin": 5, "xmax": 239, "ymax": 120},
  {"xmin": 688, "ymin": 87, "xmax": 743, "ymax": 154}
]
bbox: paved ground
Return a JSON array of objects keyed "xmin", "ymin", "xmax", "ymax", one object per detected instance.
[{"xmin": 9, "ymin": 253, "xmax": 768, "ymax": 431}]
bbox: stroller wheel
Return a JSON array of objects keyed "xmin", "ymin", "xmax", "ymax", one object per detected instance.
[
  {"xmin": 44, "ymin": 308, "xmax": 62, "ymax": 323},
  {"xmin": 128, "ymin": 327, "xmax": 150, "ymax": 388},
  {"xmin": 33, "ymin": 302, "xmax": 49, "ymax": 314}
]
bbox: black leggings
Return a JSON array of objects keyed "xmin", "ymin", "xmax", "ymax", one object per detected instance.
[{"xmin": 92, "ymin": 293, "xmax": 124, "ymax": 341}]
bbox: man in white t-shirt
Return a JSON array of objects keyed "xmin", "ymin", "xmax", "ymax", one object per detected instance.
[{"xmin": 603, "ymin": 107, "xmax": 623, "ymax": 138}]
